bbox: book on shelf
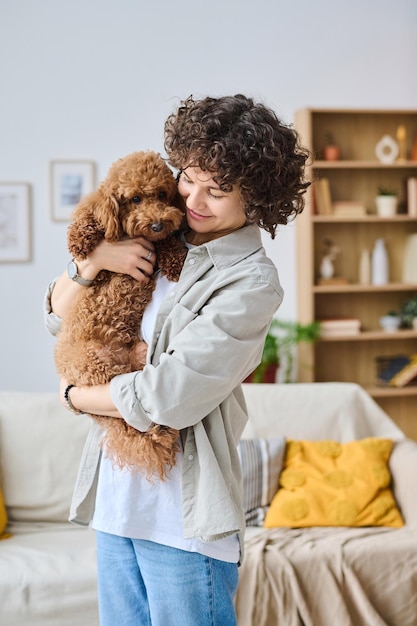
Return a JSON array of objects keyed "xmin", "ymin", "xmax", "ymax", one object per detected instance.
[
  {"xmin": 332, "ymin": 201, "xmax": 367, "ymax": 217},
  {"xmin": 377, "ymin": 354, "xmax": 417, "ymax": 387},
  {"xmin": 319, "ymin": 318, "xmax": 361, "ymax": 337},
  {"xmin": 313, "ymin": 178, "xmax": 332, "ymax": 215},
  {"xmin": 407, "ymin": 177, "xmax": 417, "ymax": 217}
]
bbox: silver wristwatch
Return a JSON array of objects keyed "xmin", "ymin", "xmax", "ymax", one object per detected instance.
[{"xmin": 67, "ymin": 259, "xmax": 94, "ymax": 287}]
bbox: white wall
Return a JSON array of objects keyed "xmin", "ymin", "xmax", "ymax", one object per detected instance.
[{"xmin": 1, "ymin": 0, "xmax": 416, "ymax": 391}]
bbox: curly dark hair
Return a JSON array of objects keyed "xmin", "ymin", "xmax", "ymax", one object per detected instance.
[{"xmin": 164, "ymin": 94, "xmax": 310, "ymax": 238}]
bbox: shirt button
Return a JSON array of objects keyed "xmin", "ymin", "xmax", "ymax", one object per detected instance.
[
  {"xmin": 188, "ymin": 454, "xmax": 194, "ymax": 461},
  {"xmin": 188, "ymin": 258, "xmax": 196, "ymax": 265},
  {"xmin": 156, "ymin": 332, "xmax": 161, "ymax": 339}
]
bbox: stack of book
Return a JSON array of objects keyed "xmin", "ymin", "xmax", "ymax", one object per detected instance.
[
  {"xmin": 320, "ymin": 318, "xmax": 361, "ymax": 337},
  {"xmin": 377, "ymin": 354, "xmax": 417, "ymax": 387},
  {"xmin": 332, "ymin": 201, "xmax": 367, "ymax": 217}
]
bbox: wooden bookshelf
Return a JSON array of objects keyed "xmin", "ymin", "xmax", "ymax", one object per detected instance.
[{"xmin": 295, "ymin": 108, "xmax": 417, "ymax": 439}]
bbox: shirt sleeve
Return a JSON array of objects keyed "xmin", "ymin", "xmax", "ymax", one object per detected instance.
[
  {"xmin": 43, "ymin": 279, "xmax": 63, "ymax": 337},
  {"xmin": 110, "ymin": 272, "xmax": 283, "ymax": 433}
]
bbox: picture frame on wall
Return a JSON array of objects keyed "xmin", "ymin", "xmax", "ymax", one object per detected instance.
[
  {"xmin": 50, "ymin": 160, "xmax": 96, "ymax": 221},
  {"xmin": 0, "ymin": 182, "xmax": 31, "ymax": 263}
]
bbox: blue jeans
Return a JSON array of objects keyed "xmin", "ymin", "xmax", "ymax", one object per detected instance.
[{"xmin": 96, "ymin": 531, "xmax": 239, "ymax": 626}]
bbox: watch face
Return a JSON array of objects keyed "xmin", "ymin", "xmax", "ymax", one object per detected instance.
[{"xmin": 68, "ymin": 260, "xmax": 77, "ymax": 280}]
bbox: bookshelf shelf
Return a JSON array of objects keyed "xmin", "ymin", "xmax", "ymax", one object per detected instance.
[
  {"xmin": 367, "ymin": 386, "xmax": 417, "ymax": 398},
  {"xmin": 318, "ymin": 329, "xmax": 417, "ymax": 342},
  {"xmin": 313, "ymin": 282, "xmax": 417, "ymax": 293},
  {"xmin": 314, "ymin": 160, "xmax": 417, "ymax": 170},
  {"xmin": 313, "ymin": 215, "xmax": 417, "ymax": 223},
  {"xmin": 295, "ymin": 107, "xmax": 417, "ymax": 439}
]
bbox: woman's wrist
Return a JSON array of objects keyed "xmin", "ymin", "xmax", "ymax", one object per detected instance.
[{"xmin": 64, "ymin": 384, "xmax": 83, "ymax": 415}]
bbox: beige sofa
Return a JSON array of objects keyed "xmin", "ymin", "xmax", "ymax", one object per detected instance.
[
  {"xmin": 0, "ymin": 384, "xmax": 416, "ymax": 626},
  {"xmin": 237, "ymin": 383, "xmax": 417, "ymax": 626}
]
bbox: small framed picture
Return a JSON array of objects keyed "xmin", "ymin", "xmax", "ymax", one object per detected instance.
[
  {"xmin": 50, "ymin": 160, "xmax": 96, "ymax": 221},
  {"xmin": 0, "ymin": 182, "xmax": 31, "ymax": 263}
]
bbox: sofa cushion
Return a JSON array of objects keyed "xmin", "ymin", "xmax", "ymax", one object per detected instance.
[
  {"xmin": 264, "ymin": 438, "xmax": 404, "ymax": 528},
  {"xmin": 0, "ymin": 486, "xmax": 8, "ymax": 538},
  {"xmin": 238, "ymin": 437, "xmax": 286, "ymax": 526},
  {"xmin": 0, "ymin": 521, "xmax": 98, "ymax": 626},
  {"xmin": 0, "ymin": 392, "xmax": 90, "ymax": 523}
]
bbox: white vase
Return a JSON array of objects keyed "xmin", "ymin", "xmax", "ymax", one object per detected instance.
[
  {"xmin": 320, "ymin": 256, "xmax": 334, "ymax": 279},
  {"xmin": 371, "ymin": 238, "xmax": 389, "ymax": 285},
  {"xmin": 375, "ymin": 195, "xmax": 398, "ymax": 217}
]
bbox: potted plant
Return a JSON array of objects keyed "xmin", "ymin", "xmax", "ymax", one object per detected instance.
[
  {"xmin": 246, "ymin": 319, "xmax": 321, "ymax": 384},
  {"xmin": 322, "ymin": 132, "xmax": 341, "ymax": 161},
  {"xmin": 400, "ymin": 295, "xmax": 417, "ymax": 330},
  {"xmin": 375, "ymin": 186, "xmax": 398, "ymax": 217},
  {"xmin": 379, "ymin": 310, "xmax": 402, "ymax": 332}
]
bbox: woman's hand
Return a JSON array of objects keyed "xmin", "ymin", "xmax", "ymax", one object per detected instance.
[
  {"xmin": 51, "ymin": 237, "xmax": 156, "ymax": 319},
  {"xmin": 78, "ymin": 236, "xmax": 156, "ymax": 284}
]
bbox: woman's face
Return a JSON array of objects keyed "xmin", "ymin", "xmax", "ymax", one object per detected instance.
[{"xmin": 178, "ymin": 167, "xmax": 246, "ymax": 245}]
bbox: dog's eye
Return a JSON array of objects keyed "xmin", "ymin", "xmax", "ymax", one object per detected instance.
[
  {"xmin": 157, "ymin": 191, "xmax": 168, "ymax": 201},
  {"xmin": 132, "ymin": 196, "xmax": 142, "ymax": 204}
]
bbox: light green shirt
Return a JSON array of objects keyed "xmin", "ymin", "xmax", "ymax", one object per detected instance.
[{"xmin": 44, "ymin": 224, "xmax": 283, "ymax": 561}]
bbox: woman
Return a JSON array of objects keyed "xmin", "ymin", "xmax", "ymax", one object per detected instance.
[{"xmin": 45, "ymin": 94, "xmax": 309, "ymax": 625}]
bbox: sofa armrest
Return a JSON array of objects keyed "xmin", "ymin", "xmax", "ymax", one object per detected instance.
[{"xmin": 389, "ymin": 439, "xmax": 417, "ymax": 528}]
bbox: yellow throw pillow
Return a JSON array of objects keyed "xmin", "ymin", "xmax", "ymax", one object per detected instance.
[
  {"xmin": 0, "ymin": 486, "xmax": 10, "ymax": 539},
  {"xmin": 264, "ymin": 438, "xmax": 404, "ymax": 528}
]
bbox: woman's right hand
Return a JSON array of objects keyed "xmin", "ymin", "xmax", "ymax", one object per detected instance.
[
  {"xmin": 51, "ymin": 237, "xmax": 156, "ymax": 319},
  {"xmin": 83, "ymin": 237, "xmax": 156, "ymax": 282}
]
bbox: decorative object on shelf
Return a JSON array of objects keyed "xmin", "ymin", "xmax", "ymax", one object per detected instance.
[
  {"xmin": 371, "ymin": 238, "xmax": 389, "ymax": 285},
  {"xmin": 407, "ymin": 177, "xmax": 417, "ymax": 216},
  {"xmin": 322, "ymin": 132, "xmax": 341, "ymax": 161},
  {"xmin": 396, "ymin": 125, "xmax": 407, "ymax": 162},
  {"xmin": 402, "ymin": 234, "xmax": 417, "ymax": 283},
  {"xmin": 375, "ymin": 135, "xmax": 399, "ymax": 164},
  {"xmin": 319, "ymin": 238, "xmax": 340, "ymax": 280},
  {"xmin": 400, "ymin": 295, "xmax": 417, "ymax": 328},
  {"xmin": 358, "ymin": 248, "xmax": 371, "ymax": 284},
  {"xmin": 0, "ymin": 182, "xmax": 31, "ymax": 263},
  {"xmin": 375, "ymin": 187, "xmax": 398, "ymax": 217},
  {"xmin": 245, "ymin": 319, "xmax": 321, "ymax": 384},
  {"xmin": 379, "ymin": 311, "xmax": 402, "ymax": 333},
  {"xmin": 50, "ymin": 160, "xmax": 96, "ymax": 222}
]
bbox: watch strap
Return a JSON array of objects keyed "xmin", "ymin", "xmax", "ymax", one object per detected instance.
[{"xmin": 67, "ymin": 259, "xmax": 94, "ymax": 287}]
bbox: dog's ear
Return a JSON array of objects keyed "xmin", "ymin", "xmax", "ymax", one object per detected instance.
[
  {"xmin": 173, "ymin": 189, "xmax": 186, "ymax": 214},
  {"xmin": 95, "ymin": 192, "xmax": 123, "ymax": 241}
]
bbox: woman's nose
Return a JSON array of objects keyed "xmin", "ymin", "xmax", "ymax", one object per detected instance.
[{"xmin": 186, "ymin": 186, "xmax": 205, "ymax": 208}]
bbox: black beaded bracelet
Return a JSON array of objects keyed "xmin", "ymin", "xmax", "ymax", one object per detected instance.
[{"xmin": 64, "ymin": 384, "xmax": 83, "ymax": 415}]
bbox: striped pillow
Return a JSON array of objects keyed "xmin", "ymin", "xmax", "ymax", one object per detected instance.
[{"xmin": 238, "ymin": 437, "xmax": 286, "ymax": 526}]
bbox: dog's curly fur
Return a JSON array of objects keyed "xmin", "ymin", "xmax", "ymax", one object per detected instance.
[{"xmin": 54, "ymin": 151, "xmax": 188, "ymax": 480}]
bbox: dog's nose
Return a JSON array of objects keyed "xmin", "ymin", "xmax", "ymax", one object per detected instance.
[{"xmin": 150, "ymin": 223, "xmax": 164, "ymax": 233}]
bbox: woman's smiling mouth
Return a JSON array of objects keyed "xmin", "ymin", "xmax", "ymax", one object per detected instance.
[{"xmin": 187, "ymin": 208, "xmax": 211, "ymax": 221}]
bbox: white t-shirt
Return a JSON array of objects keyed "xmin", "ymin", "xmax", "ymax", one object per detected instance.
[{"xmin": 92, "ymin": 272, "xmax": 239, "ymax": 563}]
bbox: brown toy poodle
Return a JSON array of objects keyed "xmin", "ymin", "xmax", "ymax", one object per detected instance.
[{"xmin": 54, "ymin": 151, "xmax": 188, "ymax": 480}]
